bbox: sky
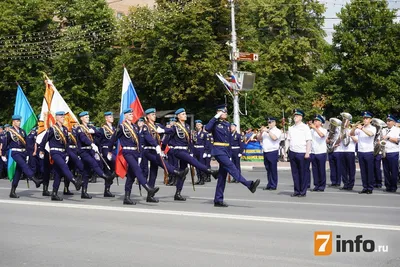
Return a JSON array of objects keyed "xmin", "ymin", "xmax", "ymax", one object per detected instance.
[{"xmin": 323, "ymin": 0, "xmax": 400, "ymax": 43}]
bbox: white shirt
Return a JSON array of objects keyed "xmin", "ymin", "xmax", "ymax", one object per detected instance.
[
  {"xmin": 261, "ymin": 127, "xmax": 282, "ymax": 152},
  {"xmin": 288, "ymin": 122, "xmax": 312, "ymax": 153},
  {"xmin": 354, "ymin": 124, "xmax": 376, "ymax": 153},
  {"xmin": 382, "ymin": 126, "xmax": 400, "ymax": 153},
  {"xmin": 311, "ymin": 127, "xmax": 327, "ymax": 154}
]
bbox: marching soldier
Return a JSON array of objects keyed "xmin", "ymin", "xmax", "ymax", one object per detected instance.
[
  {"xmin": 26, "ymin": 127, "xmax": 40, "ymax": 180},
  {"xmin": 193, "ymin": 120, "xmax": 208, "ymax": 185},
  {"xmin": 381, "ymin": 114, "xmax": 399, "ymax": 192},
  {"xmin": 39, "ymin": 111, "xmax": 83, "ymax": 201},
  {"xmin": 204, "ymin": 129, "xmax": 213, "ymax": 182},
  {"xmin": 0, "ymin": 125, "xmax": 7, "ymax": 179},
  {"xmin": 205, "ymin": 104, "xmax": 260, "ymax": 207},
  {"xmin": 257, "ymin": 117, "xmax": 282, "ymax": 190},
  {"xmin": 350, "ymin": 111, "xmax": 376, "ymax": 194},
  {"xmin": 309, "ymin": 115, "xmax": 327, "ymax": 192},
  {"xmin": 76, "ymin": 111, "xmax": 113, "ymax": 199},
  {"xmin": 230, "ymin": 123, "xmax": 244, "ymax": 183},
  {"xmin": 287, "ymin": 109, "xmax": 312, "ymax": 197},
  {"xmin": 98, "ymin": 111, "xmax": 117, "ymax": 197},
  {"xmin": 64, "ymin": 125, "xmax": 84, "ymax": 195},
  {"xmin": 6, "ymin": 115, "xmax": 42, "ymax": 198},
  {"xmin": 115, "ymin": 108, "xmax": 160, "ymax": 205},
  {"xmin": 137, "ymin": 117, "xmax": 148, "ymax": 179},
  {"xmin": 160, "ymin": 108, "xmax": 218, "ymax": 201}
]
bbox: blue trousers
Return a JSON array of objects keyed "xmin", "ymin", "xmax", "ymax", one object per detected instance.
[
  {"xmin": 231, "ymin": 148, "xmax": 241, "ymax": 174},
  {"xmin": 311, "ymin": 153, "xmax": 327, "ymax": 190},
  {"xmin": 328, "ymin": 152, "xmax": 341, "ymax": 185},
  {"xmin": 340, "ymin": 152, "xmax": 356, "ymax": 189},
  {"xmin": 263, "ymin": 150, "xmax": 279, "ymax": 189},
  {"xmin": 374, "ymin": 154, "xmax": 383, "ymax": 186},
  {"xmin": 358, "ymin": 152, "xmax": 374, "ymax": 191},
  {"xmin": 68, "ymin": 149, "xmax": 84, "ymax": 174},
  {"xmin": 382, "ymin": 152, "xmax": 398, "ymax": 191},
  {"xmin": 101, "ymin": 148, "xmax": 115, "ymax": 188},
  {"xmin": 145, "ymin": 149, "xmax": 176, "ymax": 188},
  {"xmin": 80, "ymin": 151, "xmax": 104, "ymax": 187},
  {"xmin": 194, "ymin": 147, "xmax": 206, "ymax": 179},
  {"xmin": 11, "ymin": 151, "xmax": 34, "ymax": 187},
  {"xmin": 123, "ymin": 151, "xmax": 148, "ymax": 192},
  {"xmin": 41, "ymin": 151, "xmax": 52, "ymax": 186},
  {"xmin": 214, "ymin": 153, "xmax": 252, "ymax": 203},
  {"xmin": 288, "ymin": 151, "xmax": 309, "ymax": 195},
  {"xmin": 50, "ymin": 151, "xmax": 75, "ymax": 191},
  {"xmin": 140, "ymin": 149, "xmax": 149, "ymax": 179}
]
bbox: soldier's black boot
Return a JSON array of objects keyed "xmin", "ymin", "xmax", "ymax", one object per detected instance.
[
  {"xmin": 142, "ymin": 184, "xmax": 160, "ymax": 197},
  {"xmin": 81, "ymin": 186, "xmax": 92, "ymax": 199},
  {"xmin": 198, "ymin": 173, "xmax": 205, "ymax": 185},
  {"xmin": 194, "ymin": 175, "xmax": 201, "ymax": 185},
  {"xmin": 167, "ymin": 175, "xmax": 175, "ymax": 186},
  {"xmin": 30, "ymin": 176, "xmax": 43, "ymax": 188},
  {"xmin": 9, "ymin": 186, "xmax": 19, "ymax": 198},
  {"xmin": 207, "ymin": 169, "xmax": 219, "ymax": 179},
  {"xmin": 123, "ymin": 191, "xmax": 135, "ymax": 205},
  {"xmin": 205, "ymin": 174, "xmax": 211, "ymax": 183},
  {"xmin": 71, "ymin": 177, "xmax": 83, "ymax": 191},
  {"xmin": 174, "ymin": 168, "xmax": 189, "ymax": 179},
  {"xmin": 51, "ymin": 190, "xmax": 63, "ymax": 201},
  {"xmin": 63, "ymin": 186, "xmax": 74, "ymax": 195},
  {"xmin": 249, "ymin": 179, "xmax": 260, "ymax": 193},
  {"xmin": 104, "ymin": 187, "xmax": 115, "ymax": 197},
  {"xmin": 100, "ymin": 173, "xmax": 114, "ymax": 182},
  {"xmin": 174, "ymin": 190, "xmax": 186, "ymax": 201},
  {"xmin": 42, "ymin": 183, "xmax": 51, "ymax": 196}
]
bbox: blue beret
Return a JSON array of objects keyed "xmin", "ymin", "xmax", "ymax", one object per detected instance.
[
  {"xmin": 55, "ymin": 111, "xmax": 65, "ymax": 116},
  {"xmin": 175, "ymin": 108, "xmax": 185, "ymax": 115},
  {"xmin": 104, "ymin": 111, "xmax": 113, "ymax": 116},
  {"xmin": 123, "ymin": 108, "xmax": 133, "ymax": 114},
  {"xmin": 138, "ymin": 117, "xmax": 144, "ymax": 122},
  {"xmin": 362, "ymin": 111, "xmax": 373, "ymax": 118},
  {"xmin": 169, "ymin": 117, "xmax": 177, "ymax": 122},
  {"xmin": 216, "ymin": 104, "xmax": 227, "ymax": 112},
  {"xmin": 0, "ymin": 126, "xmax": 3, "ymax": 129},
  {"xmin": 145, "ymin": 108, "xmax": 156, "ymax": 115},
  {"xmin": 231, "ymin": 123, "xmax": 237, "ymax": 127},
  {"xmin": 195, "ymin": 120, "xmax": 202, "ymax": 124},
  {"xmin": 79, "ymin": 111, "xmax": 89, "ymax": 117},
  {"xmin": 313, "ymin": 114, "xmax": 325, "ymax": 124},
  {"xmin": 293, "ymin": 109, "xmax": 305, "ymax": 117},
  {"xmin": 387, "ymin": 114, "xmax": 397, "ymax": 122},
  {"xmin": 12, "ymin": 115, "xmax": 22, "ymax": 120},
  {"xmin": 4, "ymin": 124, "xmax": 10, "ymax": 127},
  {"xmin": 166, "ymin": 121, "xmax": 170, "ymax": 125}
]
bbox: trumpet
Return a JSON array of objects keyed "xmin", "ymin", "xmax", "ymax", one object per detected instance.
[{"xmin": 350, "ymin": 121, "xmax": 363, "ymax": 128}]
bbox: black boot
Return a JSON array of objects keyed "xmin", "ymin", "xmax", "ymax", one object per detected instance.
[
  {"xmin": 42, "ymin": 184, "xmax": 51, "ymax": 196},
  {"xmin": 104, "ymin": 187, "xmax": 115, "ymax": 197},
  {"xmin": 167, "ymin": 175, "xmax": 175, "ymax": 186},
  {"xmin": 30, "ymin": 176, "xmax": 43, "ymax": 188},
  {"xmin": 123, "ymin": 191, "xmax": 135, "ymax": 205},
  {"xmin": 194, "ymin": 175, "xmax": 201, "ymax": 185},
  {"xmin": 51, "ymin": 190, "xmax": 63, "ymax": 201},
  {"xmin": 100, "ymin": 173, "xmax": 114, "ymax": 182},
  {"xmin": 207, "ymin": 169, "xmax": 219, "ymax": 179},
  {"xmin": 81, "ymin": 187, "xmax": 92, "ymax": 199},
  {"xmin": 146, "ymin": 195, "xmax": 159, "ymax": 203},
  {"xmin": 9, "ymin": 186, "xmax": 19, "ymax": 198},
  {"xmin": 71, "ymin": 177, "xmax": 83, "ymax": 191},
  {"xmin": 174, "ymin": 190, "xmax": 186, "ymax": 201},
  {"xmin": 142, "ymin": 184, "xmax": 160, "ymax": 197},
  {"xmin": 174, "ymin": 167, "xmax": 189, "ymax": 179},
  {"xmin": 205, "ymin": 175, "xmax": 211, "ymax": 182},
  {"xmin": 249, "ymin": 179, "xmax": 260, "ymax": 193},
  {"xmin": 198, "ymin": 173, "xmax": 205, "ymax": 185},
  {"xmin": 63, "ymin": 186, "xmax": 74, "ymax": 195}
]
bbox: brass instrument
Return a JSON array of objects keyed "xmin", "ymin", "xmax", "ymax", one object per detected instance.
[
  {"xmin": 380, "ymin": 140, "xmax": 387, "ymax": 158},
  {"xmin": 340, "ymin": 112, "xmax": 352, "ymax": 146},
  {"xmin": 327, "ymin": 118, "xmax": 342, "ymax": 153},
  {"xmin": 351, "ymin": 121, "xmax": 363, "ymax": 128},
  {"xmin": 371, "ymin": 118, "xmax": 387, "ymax": 156}
]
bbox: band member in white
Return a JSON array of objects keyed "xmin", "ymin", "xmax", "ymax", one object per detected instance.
[
  {"xmin": 381, "ymin": 114, "xmax": 399, "ymax": 192},
  {"xmin": 309, "ymin": 115, "xmax": 327, "ymax": 192}
]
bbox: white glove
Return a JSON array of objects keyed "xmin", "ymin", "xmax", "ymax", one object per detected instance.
[
  {"xmin": 91, "ymin": 143, "xmax": 99, "ymax": 153},
  {"xmin": 238, "ymin": 153, "xmax": 242, "ymax": 157},
  {"xmin": 214, "ymin": 111, "xmax": 223, "ymax": 119},
  {"xmin": 39, "ymin": 152, "xmax": 44, "ymax": 159},
  {"xmin": 207, "ymin": 154, "xmax": 211, "ymax": 158},
  {"xmin": 203, "ymin": 153, "xmax": 207, "ymax": 158},
  {"xmin": 65, "ymin": 156, "xmax": 69, "ymax": 163},
  {"xmin": 1, "ymin": 156, "xmax": 7, "ymax": 162},
  {"xmin": 155, "ymin": 145, "xmax": 161, "ymax": 155},
  {"xmin": 107, "ymin": 152, "xmax": 112, "ymax": 161},
  {"xmin": 88, "ymin": 128, "xmax": 95, "ymax": 134},
  {"xmin": 78, "ymin": 156, "xmax": 81, "ymax": 160},
  {"xmin": 138, "ymin": 157, "xmax": 142, "ymax": 165},
  {"xmin": 190, "ymin": 153, "xmax": 193, "ymax": 157},
  {"xmin": 26, "ymin": 156, "xmax": 29, "ymax": 163},
  {"xmin": 156, "ymin": 127, "xmax": 165, "ymax": 134},
  {"xmin": 229, "ymin": 158, "xmax": 232, "ymax": 161},
  {"xmin": 161, "ymin": 151, "xmax": 166, "ymax": 158},
  {"xmin": 94, "ymin": 153, "xmax": 100, "ymax": 161}
]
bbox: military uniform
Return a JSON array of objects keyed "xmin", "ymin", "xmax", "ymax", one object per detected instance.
[
  {"xmin": 230, "ymin": 123, "xmax": 244, "ymax": 183},
  {"xmin": 0, "ymin": 126, "xmax": 7, "ymax": 179},
  {"xmin": 204, "ymin": 131, "xmax": 213, "ymax": 182},
  {"xmin": 193, "ymin": 120, "xmax": 208, "ymax": 185},
  {"xmin": 382, "ymin": 114, "xmax": 399, "ymax": 192},
  {"xmin": 65, "ymin": 126, "xmax": 84, "ymax": 195},
  {"xmin": 310, "ymin": 115, "xmax": 328, "ymax": 192}
]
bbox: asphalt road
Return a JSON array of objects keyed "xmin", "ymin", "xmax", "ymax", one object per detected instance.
[{"xmin": 0, "ymin": 170, "xmax": 399, "ymax": 267}]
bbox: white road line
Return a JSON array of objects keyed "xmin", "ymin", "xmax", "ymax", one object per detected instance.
[
  {"xmin": 188, "ymin": 196, "xmax": 400, "ymax": 210},
  {"xmin": 0, "ymin": 199, "xmax": 399, "ymax": 231}
]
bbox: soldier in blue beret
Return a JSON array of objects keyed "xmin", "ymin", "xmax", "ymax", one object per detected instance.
[
  {"xmin": 6, "ymin": 115, "xmax": 43, "ymax": 198},
  {"xmin": 205, "ymin": 105, "xmax": 260, "ymax": 207},
  {"xmin": 229, "ymin": 122, "xmax": 244, "ymax": 183},
  {"xmin": 39, "ymin": 111, "xmax": 83, "ymax": 201},
  {"xmin": 26, "ymin": 125, "xmax": 40, "ymax": 186},
  {"xmin": 192, "ymin": 119, "xmax": 208, "ymax": 185},
  {"xmin": 0, "ymin": 125, "xmax": 7, "ymax": 179}
]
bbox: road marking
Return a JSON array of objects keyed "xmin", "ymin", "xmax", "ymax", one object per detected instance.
[{"xmin": 0, "ymin": 199, "xmax": 399, "ymax": 231}]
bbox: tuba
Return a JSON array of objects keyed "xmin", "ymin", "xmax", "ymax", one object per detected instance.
[
  {"xmin": 371, "ymin": 118, "xmax": 387, "ymax": 156},
  {"xmin": 327, "ymin": 118, "xmax": 342, "ymax": 153},
  {"xmin": 340, "ymin": 112, "xmax": 352, "ymax": 146}
]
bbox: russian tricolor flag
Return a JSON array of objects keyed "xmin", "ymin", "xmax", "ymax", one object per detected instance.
[{"xmin": 115, "ymin": 67, "xmax": 144, "ymax": 178}]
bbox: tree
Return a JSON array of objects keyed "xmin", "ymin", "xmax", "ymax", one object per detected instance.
[{"xmin": 321, "ymin": 0, "xmax": 400, "ymax": 120}]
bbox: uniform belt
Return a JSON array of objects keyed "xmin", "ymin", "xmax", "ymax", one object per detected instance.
[
  {"xmin": 11, "ymin": 148, "xmax": 26, "ymax": 152},
  {"xmin": 174, "ymin": 146, "xmax": 188, "ymax": 150},
  {"xmin": 69, "ymin": 145, "xmax": 76, "ymax": 149},
  {"xmin": 102, "ymin": 146, "xmax": 110, "ymax": 149},
  {"xmin": 231, "ymin": 146, "xmax": 240, "ymax": 149},
  {"xmin": 123, "ymin": 147, "xmax": 138, "ymax": 150},
  {"xmin": 81, "ymin": 146, "xmax": 92, "ymax": 150},
  {"xmin": 213, "ymin": 142, "xmax": 229, "ymax": 147},
  {"xmin": 144, "ymin": 146, "xmax": 156, "ymax": 150},
  {"xmin": 194, "ymin": 145, "xmax": 204, "ymax": 148},
  {"xmin": 168, "ymin": 146, "xmax": 174, "ymax": 149},
  {"xmin": 50, "ymin": 148, "xmax": 65, "ymax": 152}
]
